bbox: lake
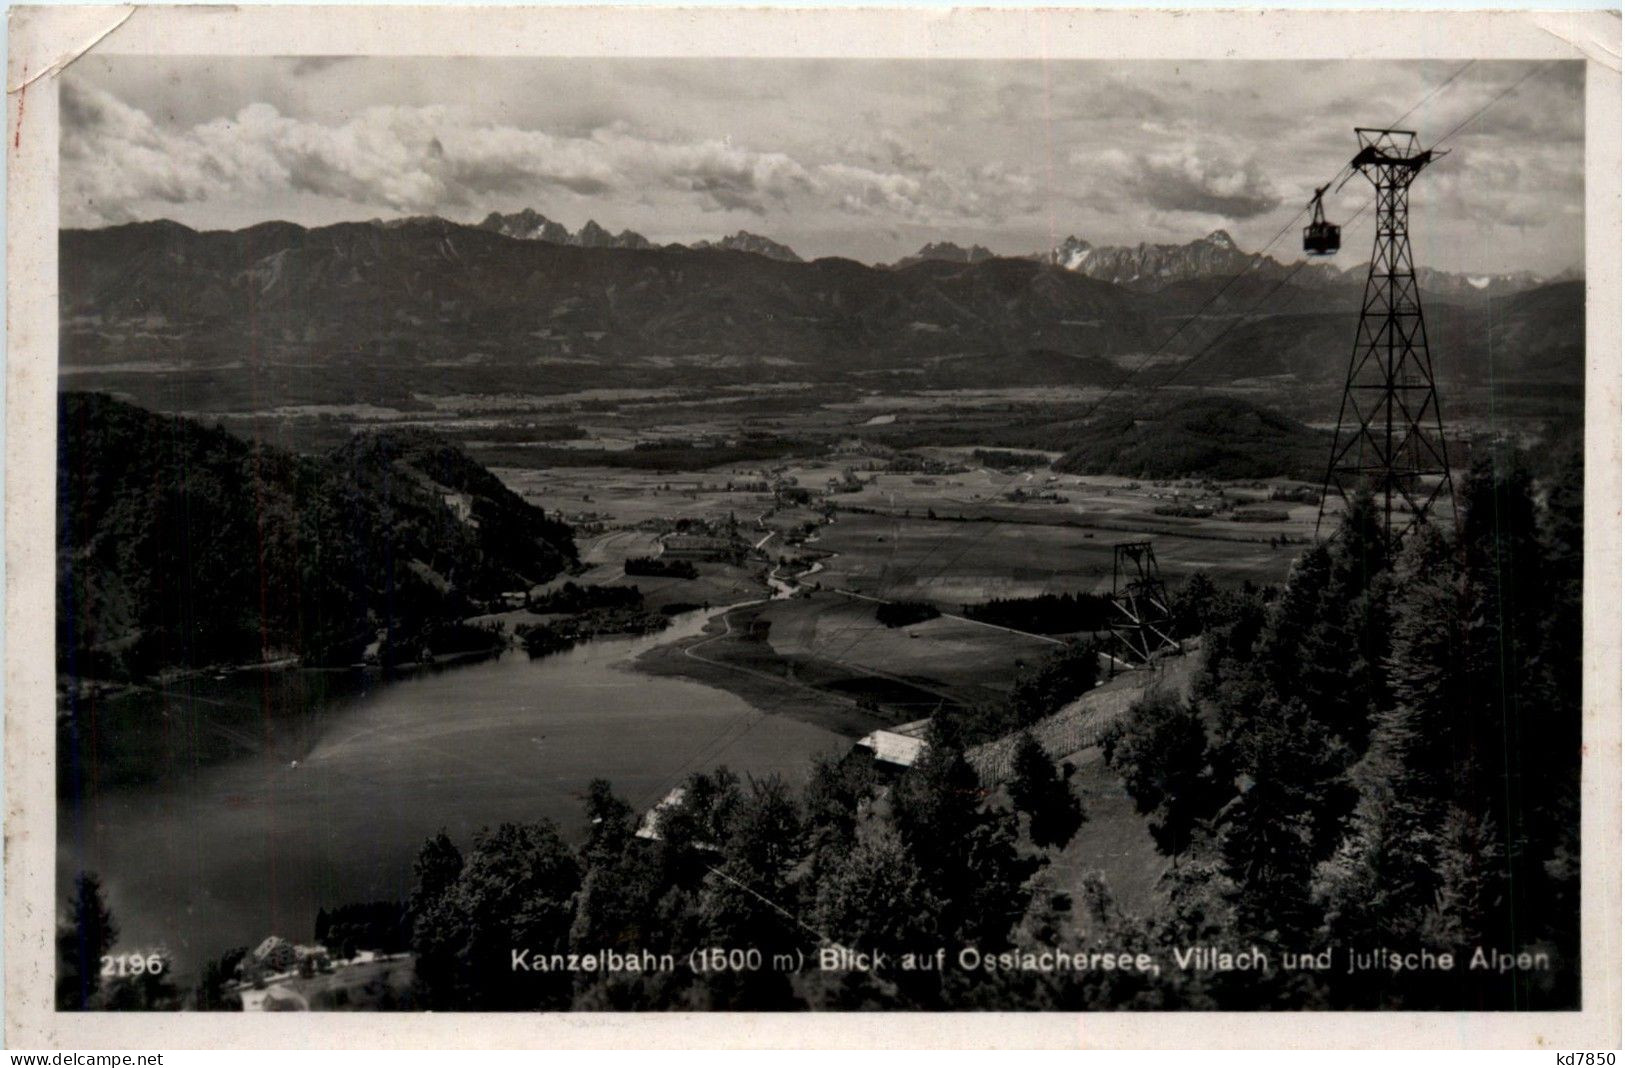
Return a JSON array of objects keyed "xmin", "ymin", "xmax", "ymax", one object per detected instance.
[{"xmin": 57, "ymin": 611, "xmax": 848, "ymax": 979}]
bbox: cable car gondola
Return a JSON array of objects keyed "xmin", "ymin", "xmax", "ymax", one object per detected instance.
[{"xmin": 1303, "ymin": 183, "xmax": 1340, "ymax": 256}]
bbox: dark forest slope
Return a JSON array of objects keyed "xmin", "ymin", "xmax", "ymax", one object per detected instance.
[
  {"xmin": 1181, "ymin": 280, "xmax": 1586, "ymax": 388},
  {"xmin": 1051, "ymin": 396, "xmax": 1329, "ymax": 481},
  {"xmin": 58, "ymin": 392, "xmax": 576, "ymax": 678}
]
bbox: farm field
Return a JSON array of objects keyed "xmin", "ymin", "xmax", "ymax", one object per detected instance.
[
  {"xmin": 496, "ymin": 456, "xmax": 1317, "ymax": 603},
  {"xmin": 494, "ymin": 465, "xmax": 779, "ymax": 531},
  {"xmin": 635, "ymin": 590, "xmax": 1060, "ymax": 732},
  {"xmin": 809, "ymin": 509, "xmax": 1298, "ymax": 607},
  {"xmin": 481, "ymin": 400, "xmax": 1330, "ymax": 917},
  {"xmin": 486, "ymin": 429, "xmax": 1315, "ymax": 732},
  {"xmin": 609, "ymin": 562, "xmax": 767, "ymax": 611},
  {"xmin": 548, "ymin": 536, "xmax": 770, "ymax": 611},
  {"xmin": 753, "ymin": 592, "xmax": 1062, "ymax": 708}
]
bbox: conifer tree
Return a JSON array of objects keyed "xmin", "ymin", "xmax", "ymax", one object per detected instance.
[
  {"xmin": 56, "ymin": 872, "xmax": 117, "ymax": 1011},
  {"xmin": 811, "ymin": 826, "xmax": 940, "ymax": 1008},
  {"xmin": 1101, "ymin": 690, "xmax": 1217, "ymax": 856},
  {"xmin": 412, "ymin": 822, "xmax": 580, "ymax": 1010},
  {"xmin": 1217, "ymin": 695, "xmax": 1348, "ymax": 942},
  {"xmin": 893, "ymin": 718, "xmax": 1038, "ymax": 951},
  {"xmin": 1008, "ymin": 732, "xmax": 1084, "ymax": 850}
]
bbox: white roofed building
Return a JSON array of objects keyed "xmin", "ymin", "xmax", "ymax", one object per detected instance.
[{"xmin": 854, "ymin": 718, "xmax": 932, "ymax": 774}]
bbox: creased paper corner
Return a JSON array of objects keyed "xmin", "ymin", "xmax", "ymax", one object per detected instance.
[{"xmin": 7, "ymin": 6, "xmax": 136, "ymax": 95}]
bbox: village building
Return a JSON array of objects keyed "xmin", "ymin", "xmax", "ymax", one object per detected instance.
[
  {"xmin": 241, "ymin": 935, "xmax": 332, "ymax": 981},
  {"xmin": 250, "ymin": 936, "xmax": 300, "ymax": 974},
  {"xmin": 853, "ymin": 718, "xmax": 932, "ymax": 776}
]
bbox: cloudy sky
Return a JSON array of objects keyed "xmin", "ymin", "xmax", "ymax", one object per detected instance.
[{"xmin": 61, "ymin": 57, "xmax": 1583, "ymax": 274}]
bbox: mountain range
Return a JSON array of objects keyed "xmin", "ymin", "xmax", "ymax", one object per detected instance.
[
  {"xmin": 475, "ymin": 208, "xmax": 1567, "ymax": 301},
  {"xmin": 58, "ymin": 215, "xmax": 1583, "ymax": 414},
  {"xmin": 477, "ymin": 208, "xmax": 655, "ymax": 250},
  {"xmin": 1037, "ymin": 229, "xmax": 1566, "ymax": 302},
  {"xmin": 477, "ymin": 208, "xmax": 801, "ymax": 261}
]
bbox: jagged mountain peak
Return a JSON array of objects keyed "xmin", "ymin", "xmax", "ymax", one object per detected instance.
[
  {"xmin": 691, "ymin": 230, "xmax": 803, "ymax": 263},
  {"xmin": 486, "ymin": 207, "xmax": 544, "ymax": 227},
  {"xmin": 1050, "ymin": 235, "xmax": 1093, "ymax": 270},
  {"xmin": 476, "ymin": 209, "xmax": 652, "ymax": 251},
  {"xmin": 477, "ymin": 208, "xmax": 571, "ymax": 244},
  {"xmin": 1043, "ymin": 229, "xmax": 1258, "ymax": 288},
  {"xmin": 575, "ymin": 219, "xmax": 624, "ymax": 249},
  {"xmin": 1038, "ymin": 225, "xmax": 1560, "ymax": 299},
  {"xmin": 895, "ymin": 241, "xmax": 998, "ymax": 268}
]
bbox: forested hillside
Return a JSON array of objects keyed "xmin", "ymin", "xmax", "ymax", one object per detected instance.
[
  {"xmin": 1051, "ymin": 396, "xmax": 1330, "ymax": 481},
  {"xmin": 1101, "ymin": 446, "xmax": 1583, "ymax": 1009},
  {"xmin": 57, "ymin": 392, "xmax": 576, "ymax": 679}
]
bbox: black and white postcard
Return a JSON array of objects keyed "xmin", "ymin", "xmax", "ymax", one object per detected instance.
[{"xmin": 5, "ymin": 5, "xmax": 1620, "ymax": 1050}]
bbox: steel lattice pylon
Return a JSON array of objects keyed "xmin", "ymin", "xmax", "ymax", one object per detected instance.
[
  {"xmin": 1317, "ymin": 128, "xmax": 1457, "ymax": 547},
  {"xmin": 1108, "ymin": 541, "xmax": 1179, "ymax": 672}
]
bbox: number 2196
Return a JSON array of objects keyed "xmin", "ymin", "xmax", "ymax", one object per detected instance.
[{"xmin": 101, "ymin": 953, "xmax": 165, "ymax": 977}]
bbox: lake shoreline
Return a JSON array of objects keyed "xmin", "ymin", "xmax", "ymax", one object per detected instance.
[{"xmin": 59, "ymin": 608, "xmax": 851, "ymax": 979}]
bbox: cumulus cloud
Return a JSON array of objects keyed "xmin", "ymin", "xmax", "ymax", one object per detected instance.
[
  {"xmin": 1072, "ymin": 141, "xmax": 1281, "ymax": 220},
  {"xmin": 61, "ymin": 79, "xmax": 1041, "ymax": 230},
  {"xmin": 61, "ymin": 81, "xmax": 826, "ymax": 225},
  {"xmin": 813, "ymin": 158, "xmax": 1040, "ymax": 228},
  {"xmin": 1426, "ymin": 143, "xmax": 1583, "ymax": 231},
  {"xmin": 57, "ymin": 58, "xmax": 1583, "ymax": 271}
]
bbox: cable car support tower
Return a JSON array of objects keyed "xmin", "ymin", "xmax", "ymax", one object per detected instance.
[
  {"xmin": 1107, "ymin": 541, "xmax": 1179, "ymax": 675},
  {"xmin": 1315, "ymin": 128, "xmax": 1457, "ymax": 548}
]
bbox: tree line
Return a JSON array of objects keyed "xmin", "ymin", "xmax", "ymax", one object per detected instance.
[
  {"xmin": 406, "ymin": 726, "xmax": 1085, "ymax": 1010},
  {"xmin": 1101, "ymin": 447, "xmax": 1581, "ymax": 1009}
]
